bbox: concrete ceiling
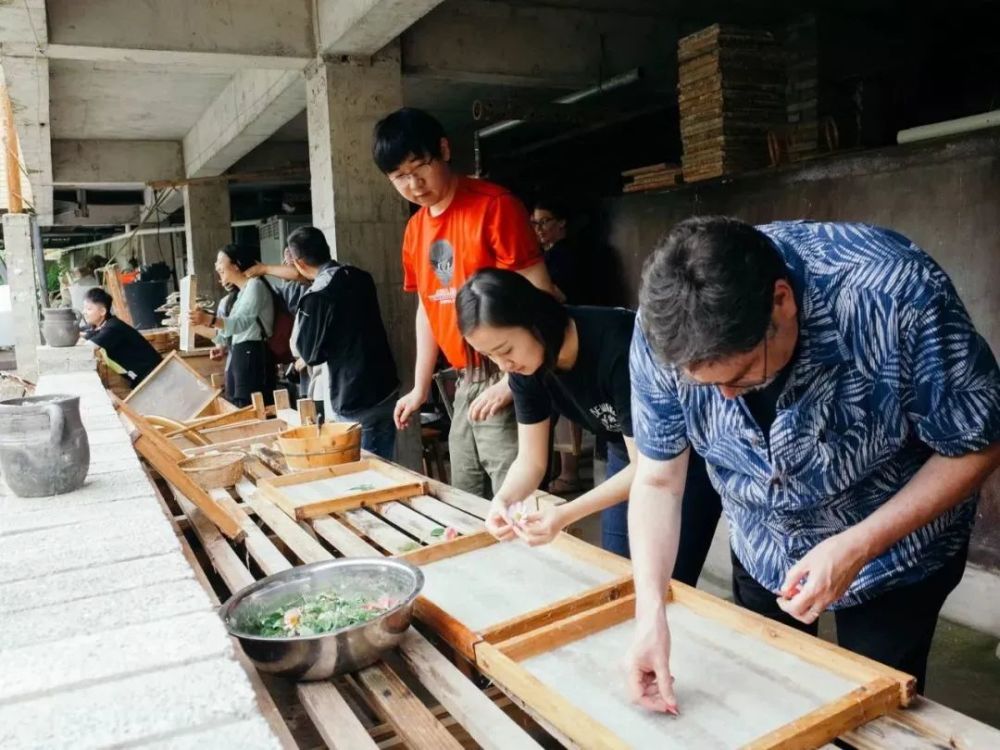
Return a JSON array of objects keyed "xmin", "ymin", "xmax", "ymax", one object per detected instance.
[
  {"xmin": 267, "ymin": 74, "xmax": 574, "ymax": 146},
  {"xmin": 270, "ymin": 111, "xmax": 309, "ymax": 142},
  {"xmin": 49, "ymin": 60, "xmax": 233, "ymax": 140}
]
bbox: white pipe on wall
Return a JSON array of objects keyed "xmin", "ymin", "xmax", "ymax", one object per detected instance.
[{"xmin": 897, "ymin": 109, "xmax": 1000, "ymax": 144}]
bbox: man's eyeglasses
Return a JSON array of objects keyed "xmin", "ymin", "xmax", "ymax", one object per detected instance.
[
  {"xmin": 529, "ymin": 217, "xmax": 557, "ymax": 229},
  {"xmin": 678, "ymin": 335, "xmax": 770, "ymax": 389},
  {"xmin": 389, "ymin": 159, "xmax": 435, "ymax": 187}
]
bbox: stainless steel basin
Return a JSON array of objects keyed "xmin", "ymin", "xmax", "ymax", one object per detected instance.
[{"xmin": 219, "ymin": 557, "xmax": 424, "ymax": 680}]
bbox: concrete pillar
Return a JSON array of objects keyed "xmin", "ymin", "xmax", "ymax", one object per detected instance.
[
  {"xmin": 1, "ymin": 213, "xmax": 42, "ymax": 381},
  {"xmin": 305, "ymin": 42, "xmax": 421, "ymax": 468},
  {"xmin": 183, "ymin": 181, "xmax": 231, "ymax": 300}
]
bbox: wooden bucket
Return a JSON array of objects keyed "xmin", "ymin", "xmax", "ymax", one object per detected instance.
[
  {"xmin": 277, "ymin": 422, "xmax": 362, "ymax": 470},
  {"xmin": 178, "ymin": 451, "xmax": 245, "ymax": 489}
]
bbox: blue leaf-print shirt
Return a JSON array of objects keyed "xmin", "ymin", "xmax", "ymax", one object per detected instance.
[{"xmin": 631, "ymin": 221, "xmax": 1000, "ymax": 607}]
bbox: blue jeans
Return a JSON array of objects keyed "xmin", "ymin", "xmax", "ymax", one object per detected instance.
[
  {"xmin": 601, "ymin": 442, "xmax": 631, "ymax": 557},
  {"xmin": 331, "ymin": 393, "xmax": 397, "ymax": 461},
  {"xmin": 600, "ymin": 445, "xmax": 722, "ymax": 575}
]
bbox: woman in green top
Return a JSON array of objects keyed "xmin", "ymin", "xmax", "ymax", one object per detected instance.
[{"xmin": 189, "ymin": 244, "xmax": 275, "ymax": 407}]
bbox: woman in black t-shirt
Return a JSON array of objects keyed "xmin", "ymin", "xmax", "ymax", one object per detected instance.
[
  {"xmin": 82, "ymin": 288, "xmax": 162, "ymax": 387},
  {"xmin": 456, "ymin": 270, "xmax": 721, "ymax": 572}
]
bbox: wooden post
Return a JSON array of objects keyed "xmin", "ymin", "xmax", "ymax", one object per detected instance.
[
  {"xmin": 102, "ymin": 264, "xmax": 134, "ymax": 326},
  {"xmin": 179, "ymin": 274, "xmax": 197, "ymax": 351},
  {"xmin": 251, "ymin": 391, "xmax": 267, "ymax": 421},
  {"xmin": 1, "ymin": 86, "xmax": 23, "ymax": 214},
  {"xmin": 273, "ymin": 389, "xmax": 291, "ymax": 411},
  {"xmin": 297, "ymin": 398, "xmax": 317, "ymax": 425}
]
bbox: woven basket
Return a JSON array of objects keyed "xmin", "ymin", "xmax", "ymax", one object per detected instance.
[
  {"xmin": 178, "ymin": 451, "xmax": 245, "ymax": 489},
  {"xmin": 277, "ymin": 422, "xmax": 362, "ymax": 470}
]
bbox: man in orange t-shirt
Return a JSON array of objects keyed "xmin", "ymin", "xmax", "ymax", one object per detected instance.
[{"xmin": 374, "ymin": 107, "xmax": 553, "ymax": 496}]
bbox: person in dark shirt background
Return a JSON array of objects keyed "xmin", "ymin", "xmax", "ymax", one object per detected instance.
[
  {"xmin": 531, "ymin": 195, "xmax": 593, "ymax": 492},
  {"xmin": 289, "ymin": 227, "xmax": 400, "ymax": 460},
  {"xmin": 82, "ymin": 287, "xmax": 162, "ymax": 387},
  {"xmin": 531, "ymin": 195, "xmax": 591, "ymax": 305}
]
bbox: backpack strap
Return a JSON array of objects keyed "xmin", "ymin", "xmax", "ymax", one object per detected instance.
[{"xmin": 254, "ymin": 277, "xmax": 281, "ymax": 339}]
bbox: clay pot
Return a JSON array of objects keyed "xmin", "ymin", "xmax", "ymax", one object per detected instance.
[
  {"xmin": 0, "ymin": 394, "xmax": 90, "ymax": 497},
  {"xmin": 42, "ymin": 307, "xmax": 81, "ymax": 347}
]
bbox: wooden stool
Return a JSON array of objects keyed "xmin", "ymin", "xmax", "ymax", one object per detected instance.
[{"xmin": 421, "ymin": 426, "xmax": 448, "ymax": 483}]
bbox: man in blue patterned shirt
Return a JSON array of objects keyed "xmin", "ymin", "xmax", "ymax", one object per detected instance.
[{"xmin": 626, "ymin": 217, "xmax": 1000, "ymax": 712}]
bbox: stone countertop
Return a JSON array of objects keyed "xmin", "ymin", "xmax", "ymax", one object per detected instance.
[{"xmin": 0, "ymin": 370, "xmax": 280, "ymax": 749}]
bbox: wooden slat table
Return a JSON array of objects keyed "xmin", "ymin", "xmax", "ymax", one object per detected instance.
[
  {"xmin": 167, "ymin": 451, "xmax": 544, "ymax": 750},
  {"xmin": 159, "ymin": 438, "xmax": 999, "ymax": 749}
]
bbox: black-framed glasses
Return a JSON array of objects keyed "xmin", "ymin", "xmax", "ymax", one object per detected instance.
[
  {"xmin": 388, "ymin": 158, "xmax": 435, "ymax": 187},
  {"xmin": 678, "ymin": 335, "xmax": 770, "ymax": 389},
  {"xmin": 529, "ymin": 217, "xmax": 557, "ymax": 229}
]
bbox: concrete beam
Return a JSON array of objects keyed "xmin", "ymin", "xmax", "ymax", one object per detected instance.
[
  {"xmin": 227, "ymin": 141, "xmax": 309, "ymax": 175},
  {"xmin": 144, "ymin": 186, "xmax": 185, "ymax": 223},
  {"xmin": 401, "ymin": 0, "xmax": 676, "ymax": 87},
  {"xmin": 0, "ymin": 0, "xmax": 47, "ymax": 45},
  {"xmin": 315, "ymin": 0, "xmax": 445, "ymax": 56},
  {"xmin": 53, "ymin": 204, "xmax": 142, "ymax": 227},
  {"xmin": 183, "ymin": 70, "xmax": 305, "ymax": 179},
  {"xmin": 403, "ymin": 65, "xmax": 592, "ymax": 90},
  {"xmin": 46, "ymin": 0, "xmax": 313, "ymax": 65},
  {"xmin": 0, "ymin": 54, "xmax": 53, "ymax": 224},
  {"xmin": 52, "ymin": 140, "xmax": 183, "ymax": 186},
  {"xmin": 43, "ymin": 44, "xmax": 310, "ymax": 73}
]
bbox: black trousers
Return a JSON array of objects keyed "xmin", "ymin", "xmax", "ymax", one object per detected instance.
[
  {"xmin": 731, "ymin": 543, "xmax": 969, "ymax": 692},
  {"xmin": 225, "ymin": 340, "xmax": 273, "ymax": 408},
  {"xmin": 671, "ymin": 451, "xmax": 723, "ymax": 586}
]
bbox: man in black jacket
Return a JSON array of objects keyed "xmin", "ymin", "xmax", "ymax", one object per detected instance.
[{"xmin": 289, "ymin": 227, "xmax": 400, "ymax": 459}]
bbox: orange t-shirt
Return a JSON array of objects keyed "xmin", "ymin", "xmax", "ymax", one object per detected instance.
[{"xmin": 402, "ymin": 177, "xmax": 542, "ymax": 368}]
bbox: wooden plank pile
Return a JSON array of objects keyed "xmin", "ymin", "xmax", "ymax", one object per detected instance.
[
  {"xmin": 783, "ymin": 14, "xmax": 820, "ymax": 162},
  {"xmin": 621, "ymin": 163, "xmax": 683, "ymax": 193},
  {"xmin": 678, "ymin": 24, "xmax": 787, "ymax": 182}
]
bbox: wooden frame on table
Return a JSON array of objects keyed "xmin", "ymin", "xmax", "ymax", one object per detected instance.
[
  {"xmin": 124, "ymin": 350, "xmax": 222, "ymax": 420},
  {"xmin": 473, "ymin": 581, "xmax": 915, "ymax": 750},
  {"xmin": 113, "ymin": 398, "xmax": 245, "ymax": 541},
  {"xmin": 257, "ymin": 458, "xmax": 428, "ymax": 520},
  {"xmin": 163, "ymin": 403, "xmax": 256, "ymax": 438},
  {"xmin": 396, "ymin": 531, "xmax": 635, "ymax": 661}
]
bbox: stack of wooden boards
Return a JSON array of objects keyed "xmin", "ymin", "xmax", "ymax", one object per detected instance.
[
  {"xmin": 621, "ymin": 163, "xmax": 683, "ymax": 193},
  {"xmin": 678, "ymin": 24, "xmax": 787, "ymax": 182},
  {"xmin": 783, "ymin": 14, "xmax": 820, "ymax": 163}
]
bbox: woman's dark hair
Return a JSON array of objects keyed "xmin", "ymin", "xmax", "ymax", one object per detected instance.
[
  {"xmin": 286, "ymin": 227, "xmax": 332, "ymax": 267},
  {"xmin": 84, "ymin": 287, "xmax": 114, "ymax": 316},
  {"xmin": 218, "ymin": 243, "xmax": 258, "ymax": 273},
  {"xmin": 372, "ymin": 107, "xmax": 447, "ymax": 174},
  {"xmin": 456, "ymin": 269, "xmax": 569, "ymax": 377},
  {"xmin": 533, "ymin": 194, "xmax": 572, "ymax": 222},
  {"xmin": 217, "ymin": 244, "xmax": 259, "ymax": 313},
  {"xmin": 638, "ymin": 216, "xmax": 788, "ymax": 369}
]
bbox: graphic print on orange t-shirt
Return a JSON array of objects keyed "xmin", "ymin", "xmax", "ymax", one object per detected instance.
[
  {"xmin": 427, "ymin": 239, "xmax": 457, "ymax": 304},
  {"xmin": 402, "ymin": 177, "xmax": 541, "ymax": 369}
]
